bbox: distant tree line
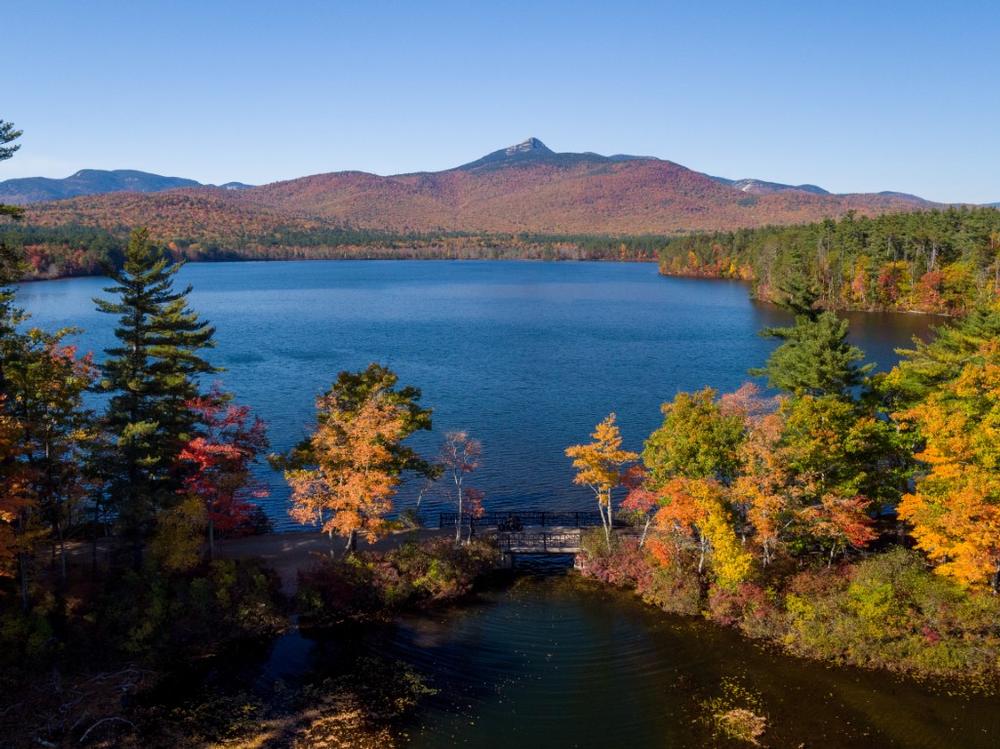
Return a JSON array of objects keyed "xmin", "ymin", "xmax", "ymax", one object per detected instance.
[
  {"xmin": 1, "ymin": 223, "xmax": 666, "ymax": 281},
  {"xmin": 658, "ymin": 207, "xmax": 1000, "ymax": 314}
]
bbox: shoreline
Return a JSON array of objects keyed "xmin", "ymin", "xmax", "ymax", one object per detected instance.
[{"xmin": 18, "ymin": 254, "xmax": 956, "ymax": 317}]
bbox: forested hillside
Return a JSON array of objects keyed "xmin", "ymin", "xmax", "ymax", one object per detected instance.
[
  {"xmin": 658, "ymin": 208, "xmax": 1000, "ymax": 314},
  {"xmin": 19, "ymin": 139, "xmax": 943, "ymax": 245},
  {"xmin": 0, "ymin": 222, "xmax": 666, "ymax": 280}
]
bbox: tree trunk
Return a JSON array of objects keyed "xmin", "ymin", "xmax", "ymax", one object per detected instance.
[
  {"xmin": 454, "ymin": 486, "xmax": 463, "ymax": 547},
  {"xmin": 343, "ymin": 529, "xmax": 358, "ymax": 557},
  {"xmin": 18, "ymin": 551, "xmax": 29, "ymax": 612},
  {"xmin": 600, "ymin": 493, "xmax": 612, "ymax": 552},
  {"xmin": 58, "ymin": 527, "xmax": 67, "ymax": 584},
  {"xmin": 639, "ymin": 516, "xmax": 651, "ymax": 548},
  {"xmin": 91, "ymin": 501, "xmax": 99, "ymax": 578}
]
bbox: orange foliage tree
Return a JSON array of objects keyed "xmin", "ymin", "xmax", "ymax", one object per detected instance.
[
  {"xmin": 726, "ymin": 386, "xmax": 791, "ymax": 566},
  {"xmin": 287, "ymin": 392, "xmax": 407, "ymax": 555}
]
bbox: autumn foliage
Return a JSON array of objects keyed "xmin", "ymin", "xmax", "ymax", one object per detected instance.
[
  {"xmin": 288, "ymin": 392, "xmax": 407, "ymax": 552},
  {"xmin": 180, "ymin": 388, "xmax": 269, "ymax": 554},
  {"xmin": 897, "ymin": 340, "xmax": 1000, "ymax": 588},
  {"xmin": 566, "ymin": 413, "xmax": 638, "ymax": 550}
]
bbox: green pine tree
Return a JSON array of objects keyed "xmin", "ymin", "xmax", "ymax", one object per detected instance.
[
  {"xmin": 0, "ymin": 119, "xmax": 23, "ymax": 222},
  {"xmin": 882, "ymin": 302, "xmax": 1000, "ymax": 408},
  {"xmin": 752, "ymin": 274, "xmax": 872, "ymax": 397},
  {"xmin": 0, "ymin": 119, "xmax": 26, "ymax": 387},
  {"xmin": 93, "ymin": 228, "xmax": 217, "ymax": 544}
]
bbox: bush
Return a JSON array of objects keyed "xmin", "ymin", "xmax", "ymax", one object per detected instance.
[
  {"xmin": 781, "ymin": 548, "xmax": 1000, "ymax": 680},
  {"xmin": 637, "ymin": 561, "xmax": 703, "ymax": 615},
  {"xmin": 578, "ymin": 532, "xmax": 651, "ymax": 588},
  {"xmin": 706, "ymin": 583, "xmax": 783, "ymax": 640},
  {"xmin": 579, "ymin": 538, "xmax": 1000, "ymax": 682},
  {"xmin": 578, "ymin": 531, "xmax": 704, "ymax": 615},
  {"xmin": 91, "ymin": 558, "xmax": 284, "ymax": 663},
  {"xmin": 297, "ymin": 539, "xmax": 497, "ymax": 625}
]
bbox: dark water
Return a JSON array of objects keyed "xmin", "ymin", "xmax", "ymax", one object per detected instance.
[
  {"xmin": 19, "ymin": 261, "xmax": 992, "ymax": 748},
  {"xmin": 260, "ymin": 567, "xmax": 998, "ymax": 748},
  {"xmin": 16, "ymin": 260, "xmax": 936, "ymax": 529},
  {"xmin": 387, "ymin": 570, "xmax": 999, "ymax": 748}
]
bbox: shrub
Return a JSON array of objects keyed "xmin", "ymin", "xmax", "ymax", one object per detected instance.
[
  {"xmin": 90, "ymin": 558, "xmax": 284, "ymax": 663},
  {"xmin": 781, "ymin": 548, "xmax": 1000, "ymax": 679},
  {"xmin": 578, "ymin": 533, "xmax": 651, "ymax": 588},
  {"xmin": 296, "ymin": 539, "xmax": 497, "ymax": 625},
  {"xmin": 637, "ymin": 560, "xmax": 703, "ymax": 616},
  {"xmin": 706, "ymin": 583, "xmax": 783, "ymax": 640}
]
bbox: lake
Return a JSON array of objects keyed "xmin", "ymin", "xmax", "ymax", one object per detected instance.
[
  {"xmin": 19, "ymin": 260, "xmax": 996, "ymax": 748},
  {"xmin": 16, "ymin": 259, "xmax": 936, "ymax": 530}
]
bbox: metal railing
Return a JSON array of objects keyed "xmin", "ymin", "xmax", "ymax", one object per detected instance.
[
  {"xmin": 494, "ymin": 530, "xmax": 583, "ymax": 553},
  {"xmin": 438, "ymin": 510, "xmax": 616, "ymax": 529}
]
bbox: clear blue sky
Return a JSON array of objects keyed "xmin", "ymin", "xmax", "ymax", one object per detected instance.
[{"xmin": 5, "ymin": 1, "xmax": 998, "ymax": 202}]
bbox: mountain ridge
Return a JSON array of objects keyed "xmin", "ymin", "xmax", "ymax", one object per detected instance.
[
  {"xmin": 16, "ymin": 139, "xmax": 988, "ymax": 240},
  {"xmin": 0, "ymin": 169, "xmax": 255, "ymax": 204}
]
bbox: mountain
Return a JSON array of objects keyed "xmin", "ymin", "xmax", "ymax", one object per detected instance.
[
  {"xmin": 23, "ymin": 139, "xmax": 943, "ymax": 240},
  {"xmin": 0, "ymin": 169, "xmax": 202, "ymax": 204},
  {"xmin": 709, "ymin": 176, "xmax": 830, "ymax": 196}
]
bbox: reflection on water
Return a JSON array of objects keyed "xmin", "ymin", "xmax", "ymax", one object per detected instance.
[{"xmin": 17, "ymin": 261, "xmax": 939, "ymax": 529}]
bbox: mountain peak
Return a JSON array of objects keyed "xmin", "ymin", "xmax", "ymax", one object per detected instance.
[
  {"xmin": 505, "ymin": 137, "xmax": 551, "ymax": 155},
  {"xmin": 456, "ymin": 137, "xmax": 608, "ymax": 172}
]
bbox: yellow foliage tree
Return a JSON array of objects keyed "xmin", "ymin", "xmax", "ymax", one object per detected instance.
[
  {"xmin": 149, "ymin": 495, "xmax": 206, "ymax": 574},
  {"xmin": 565, "ymin": 413, "xmax": 637, "ymax": 551},
  {"xmin": 653, "ymin": 477, "xmax": 753, "ymax": 588},
  {"xmin": 897, "ymin": 341, "xmax": 1000, "ymax": 589}
]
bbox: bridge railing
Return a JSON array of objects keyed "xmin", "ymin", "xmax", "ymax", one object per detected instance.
[
  {"xmin": 494, "ymin": 530, "xmax": 582, "ymax": 553},
  {"xmin": 438, "ymin": 510, "xmax": 631, "ymax": 529}
]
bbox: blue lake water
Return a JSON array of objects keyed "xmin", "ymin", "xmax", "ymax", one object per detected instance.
[{"xmin": 17, "ymin": 260, "xmax": 935, "ymax": 530}]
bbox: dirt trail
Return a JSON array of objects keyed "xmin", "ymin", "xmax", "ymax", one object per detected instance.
[{"xmin": 215, "ymin": 528, "xmax": 450, "ymax": 595}]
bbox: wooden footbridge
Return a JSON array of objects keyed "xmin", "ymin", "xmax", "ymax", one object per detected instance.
[{"xmin": 438, "ymin": 510, "xmax": 632, "ymax": 559}]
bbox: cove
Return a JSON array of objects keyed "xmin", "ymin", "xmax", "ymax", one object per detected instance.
[{"xmin": 251, "ymin": 564, "xmax": 998, "ymax": 748}]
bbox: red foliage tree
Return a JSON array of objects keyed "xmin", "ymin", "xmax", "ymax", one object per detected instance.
[{"xmin": 179, "ymin": 387, "xmax": 269, "ymax": 558}]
